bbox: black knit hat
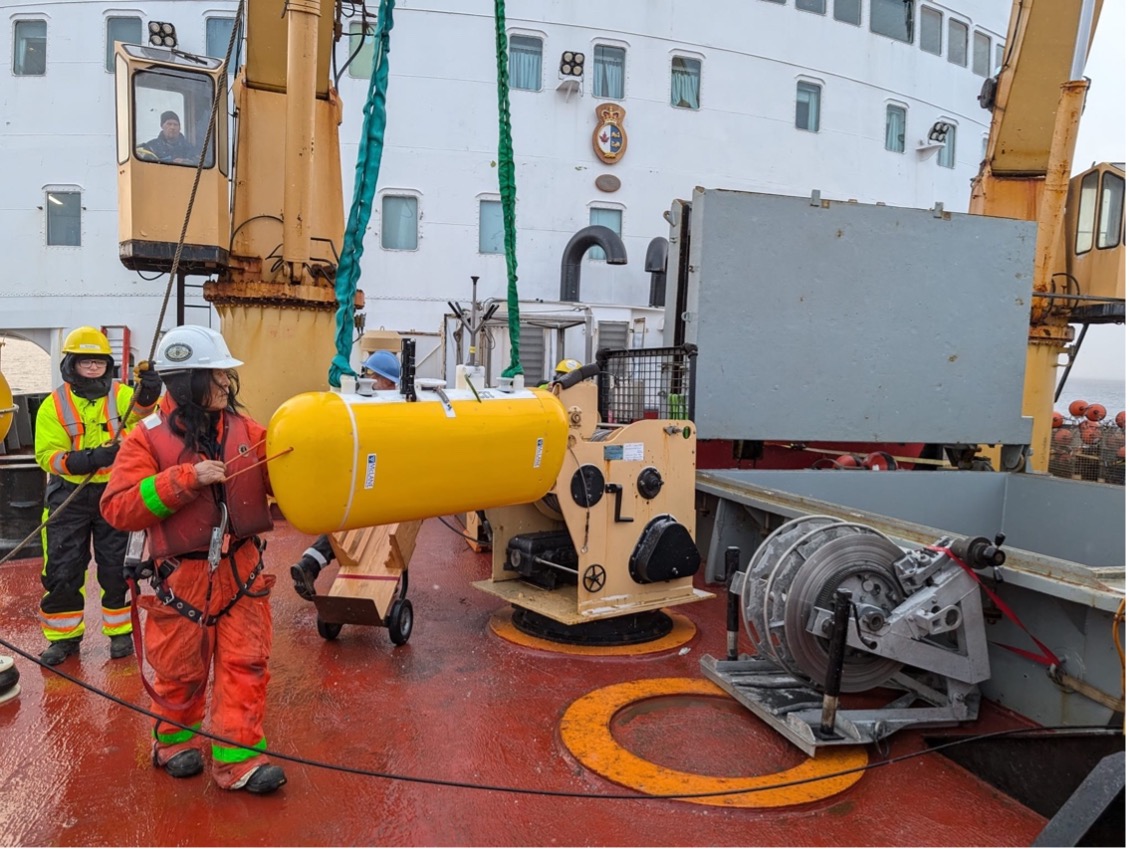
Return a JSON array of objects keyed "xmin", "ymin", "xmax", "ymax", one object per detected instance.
[{"xmin": 160, "ymin": 110, "xmax": 180, "ymax": 125}]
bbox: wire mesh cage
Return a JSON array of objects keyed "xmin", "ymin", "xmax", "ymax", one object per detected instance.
[
  {"xmin": 1048, "ymin": 418, "xmax": 1125, "ymax": 484},
  {"xmin": 595, "ymin": 344, "xmax": 696, "ymax": 425}
]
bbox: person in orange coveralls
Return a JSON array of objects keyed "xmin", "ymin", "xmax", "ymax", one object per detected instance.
[{"xmin": 100, "ymin": 324, "xmax": 286, "ymax": 795}]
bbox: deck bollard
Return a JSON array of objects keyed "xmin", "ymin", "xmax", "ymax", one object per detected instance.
[{"xmin": 724, "ymin": 546, "xmax": 740, "ymax": 661}]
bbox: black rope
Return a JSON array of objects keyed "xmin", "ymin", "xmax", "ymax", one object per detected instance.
[{"xmin": 0, "ymin": 634, "xmax": 1115, "ymax": 801}]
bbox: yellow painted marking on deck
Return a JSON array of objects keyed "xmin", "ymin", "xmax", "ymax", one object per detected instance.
[
  {"xmin": 488, "ymin": 608, "xmax": 696, "ymax": 656},
  {"xmin": 560, "ymin": 677, "xmax": 867, "ymax": 808}
]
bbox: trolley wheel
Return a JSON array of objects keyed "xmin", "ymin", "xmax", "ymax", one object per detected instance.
[
  {"xmin": 316, "ymin": 618, "xmax": 342, "ymax": 641},
  {"xmin": 387, "ymin": 599, "xmax": 414, "ymax": 646}
]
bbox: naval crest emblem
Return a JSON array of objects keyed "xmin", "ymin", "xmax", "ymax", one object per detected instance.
[{"xmin": 592, "ymin": 103, "xmax": 627, "ymax": 164}]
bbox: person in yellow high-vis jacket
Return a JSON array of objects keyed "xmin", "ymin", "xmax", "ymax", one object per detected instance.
[{"xmin": 34, "ymin": 326, "xmax": 162, "ymax": 666}]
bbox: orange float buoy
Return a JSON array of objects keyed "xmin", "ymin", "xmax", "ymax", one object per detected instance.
[
  {"xmin": 1053, "ymin": 428, "xmax": 1074, "ymax": 447},
  {"xmin": 1051, "ymin": 412, "xmax": 1064, "ymax": 428},
  {"xmin": 1068, "ymin": 399, "xmax": 1089, "ymax": 417},
  {"xmin": 1117, "ymin": 411, "xmax": 1126, "ymax": 430},
  {"xmin": 833, "ymin": 454, "xmax": 862, "ymax": 469},
  {"xmin": 1085, "ymin": 404, "xmax": 1106, "ymax": 422},
  {"xmin": 1118, "ymin": 446, "xmax": 1126, "ymax": 460},
  {"xmin": 864, "ymin": 451, "xmax": 898, "ymax": 471}
]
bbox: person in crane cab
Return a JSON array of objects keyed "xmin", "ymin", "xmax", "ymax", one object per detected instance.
[
  {"xmin": 289, "ymin": 349, "xmax": 400, "ymax": 601},
  {"xmin": 34, "ymin": 326, "xmax": 161, "ymax": 666},
  {"xmin": 100, "ymin": 325, "xmax": 287, "ymax": 796},
  {"xmin": 137, "ymin": 110, "xmax": 195, "ymax": 165}
]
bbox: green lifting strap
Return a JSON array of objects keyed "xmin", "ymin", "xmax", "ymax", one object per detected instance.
[
  {"xmin": 493, "ymin": 0, "xmax": 523, "ymax": 377},
  {"xmin": 329, "ymin": 0, "xmax": 396, "ymax": 389}
]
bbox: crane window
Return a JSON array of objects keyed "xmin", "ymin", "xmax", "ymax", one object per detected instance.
[
  {"xmin": 1098, "ymin": 172, "xmax": 1125, "ymax": 250},
  {"xmin": 132, "ymin": 68, "xmax": 215, "ymax": 168},
  {"xmin": 1075, "ymin": 171, "xmax": 1098, "ymax": 254}
]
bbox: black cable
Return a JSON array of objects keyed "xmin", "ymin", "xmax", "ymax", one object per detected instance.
[
  {"xmin": 0, "ymin": 634, "xmax": 1119, "ymax": 801},
  {"xmin": 436, "ymin": 514, "xmax": 484, "ymax": 544}
]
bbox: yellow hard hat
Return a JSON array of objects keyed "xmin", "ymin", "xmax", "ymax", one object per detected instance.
[
  {"xmin": 62, "ymin": 326, "xmax": 112, "ymax": 355},
  {"xmin": 555, "ymin": 358, "xmax": 582, "ymax": 375}
]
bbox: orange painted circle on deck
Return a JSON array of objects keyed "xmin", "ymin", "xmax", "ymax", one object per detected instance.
[
  {"xmin": 560, "ymin": 678, "xmax": 867, "ymax": 808},
  {"xmin": 489, "ymin": 607, "xmax": 696, "ymax": 656}
]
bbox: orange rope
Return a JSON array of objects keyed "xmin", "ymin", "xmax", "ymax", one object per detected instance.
[{"xmin": 222, "ymin": 447, "xmax": 292, "ymax": 482}]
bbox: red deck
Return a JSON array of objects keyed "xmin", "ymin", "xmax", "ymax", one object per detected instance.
[{"xmin": 0, "ymin": 519, "xmax": 1046, "ymax": 846}]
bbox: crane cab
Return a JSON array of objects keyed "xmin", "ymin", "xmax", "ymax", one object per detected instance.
[
  {"xmin": 114, "ymin": 44, "xmax": 230, "ymax": 275},
  {"xmin": 1064, "ymin": 162, "xmax": 1125, "ymax": 316}
]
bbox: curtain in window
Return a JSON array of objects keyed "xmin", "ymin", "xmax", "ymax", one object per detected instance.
[
  {"xmin": 14, "ymin": 21, "xmax": 46, "ymax": 75},
  {"xmin": 796, "ymin": 83, "xmax": 820, "ymax": 131},
  {"xmin": 588, "ymin": 208, "xmax": 622, "ymax": 260},
  {"xmin": 670, "ymin": 58, "xmax": 700, "ymax": 109},
  {"xmin": 480, "ymin": 200, "xmax": 504, "ymax": 254},
  {"xmin": 885, "ymin": 106, "xmax": 905, "ymax": 152},
  {"xmin": 509, "ymin": 36, "xmax": 542, "ymax": 91},
  {"xmin": 938, "ymin": 126, "xmax": 956, "ymax": 168},
  {"xmin": 593, "ymin": 46, "xmax": 624, "ymax": 98},
  {"xmin": 381, "ymin": 196, "xmax": 417, "ymax": 250}
]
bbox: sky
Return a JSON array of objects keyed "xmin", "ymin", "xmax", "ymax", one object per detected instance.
[{"xmin": 1066, "ymin": 0, "xmax": 1126, "ymax": 380}]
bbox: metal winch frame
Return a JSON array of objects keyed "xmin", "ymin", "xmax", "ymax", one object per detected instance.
[{"xmin": 701, "ymin": 515, "xmax": 1004, "ymax": 755}]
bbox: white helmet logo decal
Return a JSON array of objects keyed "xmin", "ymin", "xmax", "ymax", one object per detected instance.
[{"xmin": 165, "ymin": 343, "xmax": 193, "ymax": 363}]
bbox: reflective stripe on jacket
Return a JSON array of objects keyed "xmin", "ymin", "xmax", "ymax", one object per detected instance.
[
  {"xmin": 99, "ymin": 396, "xmax": 273, "ymax": 559},
  {"xmin": 34, "ymin": 381, "xmax": 153, "ymax": 483}
]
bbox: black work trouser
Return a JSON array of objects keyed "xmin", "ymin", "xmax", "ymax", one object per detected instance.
[{"xmin": 40, "ymin": 478, "xmax": 129, "ymax": 622}]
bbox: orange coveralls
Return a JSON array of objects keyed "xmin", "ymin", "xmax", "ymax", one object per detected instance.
[{"xmin": 100, "ymin": 398, "xmax": 276, "ymax": 790}]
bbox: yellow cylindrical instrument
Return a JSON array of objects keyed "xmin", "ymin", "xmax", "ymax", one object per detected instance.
[{"xmin": 267, "ymin": 386, "xmax": 569, "ymax": 534}]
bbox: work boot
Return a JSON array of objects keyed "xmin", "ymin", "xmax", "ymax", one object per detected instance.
[
  {"xmin": 290, "ymin": 555, "xmax": 320, "ymax": 601},
  {"xmin": 109, "ymin": 634, "xmax": 134, "ymax": 659},
  {"xmin": 240, "ymin": 764, "xmax": 287, "ymax": 795},
  {"xmin": 157, "ymin": 748, "xmax": 204, "ymax": 779},
  {"xmin": 39, "ymin": 639, "xmax": 81, "ymax": 666}
]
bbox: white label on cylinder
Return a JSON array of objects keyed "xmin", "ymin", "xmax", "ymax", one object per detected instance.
[
  {"xmin": 533, "ymin": 437, "xmax": 544, "ymax": 469},
  {"xmin": 365, "ymin": 453, "xmax": 377, "ymax": 489}
]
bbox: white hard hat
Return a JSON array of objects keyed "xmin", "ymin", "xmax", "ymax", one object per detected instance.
[{"xmin": 153, "ymin": 325, "xmax": 243, "ymax": 372}]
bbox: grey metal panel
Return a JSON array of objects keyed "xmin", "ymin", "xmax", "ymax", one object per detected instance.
[
  {"xmin": 518, "ymin": 324, "xmax": 546, "ymax": 386},
  {"xmin": 684, "ymin": 189, "xmax": 1035, "ymax": 443},
  {"xmin": 697, "ymin": 469, "xmax": 1125, "ymax": 571}
]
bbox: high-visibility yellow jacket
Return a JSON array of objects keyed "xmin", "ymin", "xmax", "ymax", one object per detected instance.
[{"xmin": 34, "ymin": 381, "xmax": 154, "ymax": 484}]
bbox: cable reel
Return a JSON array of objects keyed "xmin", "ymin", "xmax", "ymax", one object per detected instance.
[{"xmin": 741, "ymin": 515, "xmax": 907, "ymax": 692}]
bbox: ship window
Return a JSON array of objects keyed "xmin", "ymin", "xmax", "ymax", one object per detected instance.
[
  {"xmin": 920, "ymin": 7, "xmax": 943, "ymax": 55},
  {"xmin": 105, "ymin": 18, "xmax": 142, "ymax": 73},
  {"xmin": 593, "ymin": 45, "xmax": 625, "ymax": 99},
  {"xmin": 937, "ymin": 124, "xmax": 956, "ymax": 168},
  {"xmin": 347, "ymin": 21, "xmax": 376, "ymax": 80},
  {"xmin": 948, "ymin": 20, "xmax": 968, "ymax": 67},
  {"xmin": 132, "ymin": 68, "xmax": 216, "ymax": 168},
  {"xmin": 588, "ymin": 208, "xmax": 622, "ymax": 260},
  {"xmin": 759, "ymin": 0, "xmax": 786, "ymax": 4},
  {"xmin": 885, "ymin": 105, "xmax": 906, "ymax": 153},
  {"xmin": 795, "ymin": 81, "xmax": 821, "ymax": 132},
  {"xmin": 479, "ymin": 200, "xmax": 504, "ymax": 254},
  {"xmin": 1075, "ymin": 171, "xmax": 1099, "ymax": 254},
  {"xmin": 972, "ymin": 32, "xmax": 991, "ymax": 77},
  {"xmin": 509, "ymin": 35, "xmax": 542, "ymax": 91},
  {"xmin": 995, "ymin": 43, "xmax": 1004, "ymax": 71},
  {"xmin": 1098, "ymin": 172, "xmax": 1125, "ymax": 250},
  {"xmin": 833, "ymin": 0, "xmax": 861, "ymax": 25},
  {"xmin": 13, "ymin": 20, "xmax": 46, "ymax": 76},
  {"xmin": 206, "ymin": 18, "xmax": 242, "ymax": 73},
  {"xmin": 46, "ymin": 190, "xmax": 81, "ymax": 247},
  {"xmin": 671, "ymin": 56, "xmax": 700, "ymax": 109},
  {"xmin": 380, "ymin": 195, "xmax": 418, "ymax": 251},
  {"xmin": 870, "ymin": 0, "xmax": 913, "ymax": 44},
  {"xmin": 796, "ymin": 0, "xmax": 825, "ymax": 14}
]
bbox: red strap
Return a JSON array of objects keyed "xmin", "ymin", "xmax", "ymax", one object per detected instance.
[
  {"xmin": 127, "ymin": 577, "xmax": 209, "ymax": 712},
  {"xmin": 927, "ymin": 546, "xmax": 1060, "ymax": 666}
]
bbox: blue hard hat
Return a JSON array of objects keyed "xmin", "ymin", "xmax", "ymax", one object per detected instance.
[{"xmin": 362, "ymin": 350, "xmax": 400, "ymax": 383}]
